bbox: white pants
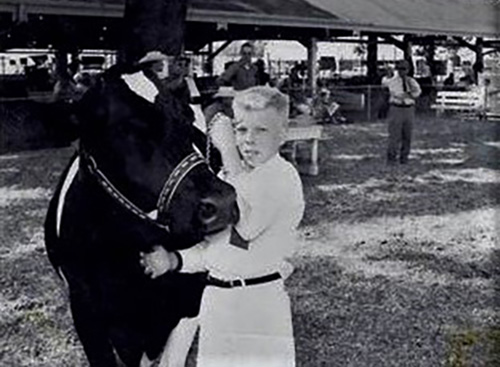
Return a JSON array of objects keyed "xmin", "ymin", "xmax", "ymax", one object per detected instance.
[{"xmin": 198, "ymin": 280, "xmax": 295, "ymax": 367}]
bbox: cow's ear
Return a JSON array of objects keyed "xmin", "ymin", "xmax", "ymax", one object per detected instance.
[{"xmin": 75, "ymin": 78, "xmax": 108, "ymax": 129}]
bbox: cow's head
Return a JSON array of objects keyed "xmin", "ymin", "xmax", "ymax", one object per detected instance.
[{"xmin": 75, "ymin": 68, "xmax": 238, "ymax": 248}]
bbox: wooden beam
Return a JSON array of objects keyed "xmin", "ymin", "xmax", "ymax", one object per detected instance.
[
  {"xmin": 483, "ymin": 49, "xmax": 499, "ymax": 56},
  {"xmin": 207, "ymin": 40, "xmax": 232, "ymax": 60},
  {"xmin": 453, "ymin": 36, "xmax": 476, "ymax": 52},
  {"xmin": 483, "ymin": 40, "xmax": 500, "ymax": 49},
  {"xmin": 380, "ymin": 35, "xmax": 404, "ymax": 49}
]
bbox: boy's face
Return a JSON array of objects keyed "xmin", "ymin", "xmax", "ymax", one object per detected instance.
[
  {"xmin": 233, "ymin": 107, "xmax": 285, "ymax": 169},
  {"xmin": 397, "ymin": 66, "xmax": 409, "ymax": 77},
  {"xmin": 240, "ymin": 46, "xmax": 253, "ymax": 64}
]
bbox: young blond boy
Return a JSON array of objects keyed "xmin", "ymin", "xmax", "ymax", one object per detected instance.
[{"xmin": 141, "ymin": 86, "xmax": 304, "ymax": 367}]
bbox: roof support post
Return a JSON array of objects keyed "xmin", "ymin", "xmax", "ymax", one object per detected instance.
[
  {"xmin": 204, "ymin": 42, "xmax": 214, "ymax": 76},
  {"xmin": 473, "ymin": 37, "xmax": 484, "ymax": 82},
  {"xmin": 424, "ymin": 41, "xmax": 436, "ymax": 77},
  {"xmin": 54, "ymin": 48, "xmax": 70, "ymax": 88},
  {"xmin": 403, "ymin": 35, "xmax": 415, "ymax": 77},
  {"xmin": 367, "ymin": 34, "xmax": 378, "ymax": 83},
  {"xmin": 453, "ymin": 36, "xmax": 484, "ymax": 83},
  {"xmin": 307, "ymin": 37, "xmax": 318, "ymax": 97}
]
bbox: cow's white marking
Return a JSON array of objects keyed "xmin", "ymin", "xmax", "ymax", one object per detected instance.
[
  {"xmin": 121, "ymin": 71, "xmax": 158, "ymax": 103},
  {"xmin": 147, "ymin": 209, "xmax": 158, "ymax": 220},
  {"xmin": 190, "ymin": 104, "xmax": 207, "ymax": 133},
  {"xmin": 56, "ymin": 156, "xmax": 80, "ymax": 237}
]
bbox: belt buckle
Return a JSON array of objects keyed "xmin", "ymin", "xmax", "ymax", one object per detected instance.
[{"xmin": 230, "ymin": 277, "xmax": 246, "ymax": 288}]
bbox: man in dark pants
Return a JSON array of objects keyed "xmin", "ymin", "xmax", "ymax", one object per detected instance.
[{"xmin": 382, "ymin": 60, "xmax": 421, "ymax": 164}]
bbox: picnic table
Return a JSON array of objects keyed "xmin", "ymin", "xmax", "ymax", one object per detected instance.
[{"xmin": 283, "ymin": 116, "xmax": 323, "ymax": 175}]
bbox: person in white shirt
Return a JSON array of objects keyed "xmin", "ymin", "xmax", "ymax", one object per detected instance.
[
  {"xmin": 141, "ymin": 86, "xmax": 304, "ymax": 367},
  {"xmin": 382, "ymin": 59, "xmax": 421, "ymax": 164}
]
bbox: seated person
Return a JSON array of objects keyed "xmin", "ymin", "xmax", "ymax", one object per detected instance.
[{"xmin": 312, "ymin": 88, "xmax": 340, "ymax": 124}]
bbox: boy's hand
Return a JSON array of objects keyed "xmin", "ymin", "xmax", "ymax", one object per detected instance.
[
  {"xmin": 209, "ymin": 113, "xmax": 236, "ymax": 154},
  {"xmin": 279, "ymin": 261, "xmax": 294, "ymax": 280},
  {"xmin": 140, "ymin": 246, "xmax": 179, "ymax": 279}
]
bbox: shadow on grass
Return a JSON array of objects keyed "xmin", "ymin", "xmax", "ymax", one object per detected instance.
[
  {"xmin": 365, "ymin": 250, "xmax": 499, "ymax": 280},
  {"xmin": 300, "ymin": 118, "xmax": 500, "ymax": 226},
  {"xmin": 288, "ymin": 256, "xmax": 498, "ymax": 367}
]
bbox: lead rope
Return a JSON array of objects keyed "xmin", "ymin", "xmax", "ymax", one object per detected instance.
[
  {"xmin": 205, "ymin": 112, "xmax": 225, "ymax": 168},
  {"xmin": 205, "ymin": 117, "xmax": 213, "ymax": 167}
]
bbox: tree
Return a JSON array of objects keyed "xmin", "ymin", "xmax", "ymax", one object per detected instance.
[{"xmin": 121, "ymin": 0, "xmax": 189, "ymax": 64}]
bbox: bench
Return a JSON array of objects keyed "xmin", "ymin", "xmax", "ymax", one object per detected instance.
[
  {"xmin": 485, "ymin": 112, "xmax": 500, "ymax": 121},
  {"xmin": 485, "ymin": 90, "xmax": 500, "ymax": 121},
  {"xmin": 431, "ymin": 90, "xmax": 484, "ymax": 117},
  {"xmin": 282, "ymin": 124, "xmax": 323, "ymax": 176}
]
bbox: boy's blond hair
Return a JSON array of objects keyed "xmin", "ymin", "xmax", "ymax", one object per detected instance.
[{"xmin": 233, "ymin": 86, "xmax": 290, "ymax": 128}]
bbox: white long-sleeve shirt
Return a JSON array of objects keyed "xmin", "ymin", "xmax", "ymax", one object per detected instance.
[
  {"xmin": 180, "ymin": 155, "xmax": 305, "ymax": 279},
  {"xmin": 382, "ymin": 74, "xmax": 421, "ymax": 106}
]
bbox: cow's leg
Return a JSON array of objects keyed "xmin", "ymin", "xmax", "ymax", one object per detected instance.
[
  {"xmin": 108, "ymin": 324, "xmax": 145, "ymax": 367},
  {"xmin": 65, "ymin": 268, "xmax": 118, "ymax": 367}
]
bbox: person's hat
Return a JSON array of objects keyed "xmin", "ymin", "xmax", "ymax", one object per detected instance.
[
  {"xmin": 319, "ymin": 87, "xmax": 330, "ymax": 96},
  {"xmin": 396, "ymin": 60, "xmax": 410, "ymax": 70},
  {"xmin": 175, "ymin": 54, "xmax": 191, "ymax": 62},
  {"xmin": 138, "ymin": 51, "xmax": 169, "ymax": 65},
  {"xmin": 214, "ymin": 86, "xmax": 236, "ymax": 98}
]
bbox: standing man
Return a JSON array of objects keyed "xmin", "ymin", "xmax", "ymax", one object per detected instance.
[
  {"xmin": 218, "ymin": 42, "xmax": 258, "ymax": 91},
  {"xmin": 382, "ymin": 59, "xmax": 421, "ymax": 164}
]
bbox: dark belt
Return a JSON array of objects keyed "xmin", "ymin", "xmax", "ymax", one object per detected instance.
[
  {"xmin": 206, "ymin": 272, "xmax": 282, "ymax": 288},
  {"xmin": 391, "ymin": 103, "xmax": 414, "ymax": 108}
]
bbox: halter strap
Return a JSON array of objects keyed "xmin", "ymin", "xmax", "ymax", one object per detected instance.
[
  {"xmin": 82, "ymin": 150, "xmax": 206, "ymax": 232},
  {"xmin": 157, "ymin": 152, "xmax": 206, "ymax": 214}
]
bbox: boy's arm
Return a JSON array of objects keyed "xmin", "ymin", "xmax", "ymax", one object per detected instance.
[
  {"xmin": 140, "ymin": 242, "xmax": 209, "ymax": 277},
  {"xmin": 242, "ymin": 163, "xmax": 305, "ymax": 245},
  {"xmin": 231, "ymin": 168, "xmax": 304, "ymax": 243},
  {"xmin": 231, "ymin": 188, "xmax": 277, "ymax": 242},
  {"xmin": 178, "ymin": 228, "xmax": 231, "ymax": 272},
  {"xmin": 209, "ymin": 113, "xmax": 245, "ymax": 178},
  {"xmin": 176, "ymin": 245, "xmax": 206, "ymax": 273}
]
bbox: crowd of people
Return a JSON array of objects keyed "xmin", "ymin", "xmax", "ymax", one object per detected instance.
[{"xmin": 53, "ymin": 37, "xmax": 459, "ymax": 179}]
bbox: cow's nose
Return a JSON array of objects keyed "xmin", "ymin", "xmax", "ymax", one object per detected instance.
[
  {"xmin": 198, "ymin": 185, "xmax": 239, "ymax": 233},
  {"xmin": 198, "ymin": 198, "xmax": 218, "ymax": 225}
]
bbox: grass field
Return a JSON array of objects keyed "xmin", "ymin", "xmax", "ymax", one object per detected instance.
[{"xmin": 0, "ymin": 115, "xmax": 499, "ymax": 366}]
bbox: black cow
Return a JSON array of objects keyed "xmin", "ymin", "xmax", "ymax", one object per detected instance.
[{"xmin": 44, "ymin": 67, "xmax": 237, "ymax": 367}]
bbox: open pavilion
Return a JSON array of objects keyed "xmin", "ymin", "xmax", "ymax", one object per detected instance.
[{"xmin": 0, "ymin": 0, "xmax": 498, "ymax": 90}]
